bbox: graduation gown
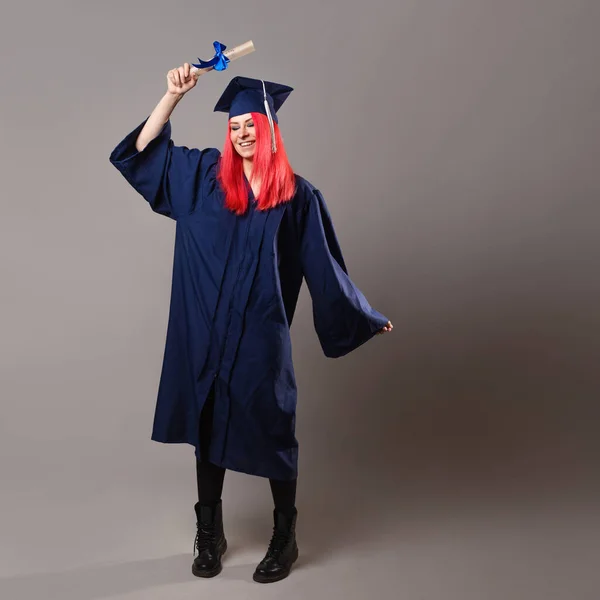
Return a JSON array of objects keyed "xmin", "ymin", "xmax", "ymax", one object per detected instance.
[{"xmin": 109, "ymin": 119, "xmax": 389, "ymax": 480}]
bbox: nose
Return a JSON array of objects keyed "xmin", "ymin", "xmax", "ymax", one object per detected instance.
[{"xmin": 239, "ymin": 125, "xmax": 249, "ymax": 138}]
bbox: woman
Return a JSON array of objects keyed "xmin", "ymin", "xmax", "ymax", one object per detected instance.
[{"xmin": 109, "ymin": 64, "xmax": 393, "ymax": 584}]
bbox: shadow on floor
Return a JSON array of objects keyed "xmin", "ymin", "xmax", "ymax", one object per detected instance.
[{"xmin": 0, "ymin": 553, "xmax": 289, "ymax": 599}]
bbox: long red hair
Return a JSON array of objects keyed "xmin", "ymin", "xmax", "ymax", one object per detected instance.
[{"xmin": 217, "ymin": 112, "xmax": 296, "ymax": 215}]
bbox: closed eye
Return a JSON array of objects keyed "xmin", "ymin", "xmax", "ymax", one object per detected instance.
[{"xmin": 230, "ymin": 121, "xmax": 254, "ymax": 131}]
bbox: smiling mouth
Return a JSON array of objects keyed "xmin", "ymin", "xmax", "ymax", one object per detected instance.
[{"xmin": 239, "ymin": 141, "xmax": 255, "ymax": 147}]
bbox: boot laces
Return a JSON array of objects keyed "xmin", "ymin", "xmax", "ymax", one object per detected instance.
[
  {"xmin": 266, "ymin": 526, "xmax": 290, "ymax": 558},
  {"xmin": 194, "ymin": 522, "xmax": 216, "ymax": 554}
]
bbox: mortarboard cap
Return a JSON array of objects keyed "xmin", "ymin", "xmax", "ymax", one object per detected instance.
[{"xmin": 213, "ymin": 76, "xmax": 293, "ymax": 125}]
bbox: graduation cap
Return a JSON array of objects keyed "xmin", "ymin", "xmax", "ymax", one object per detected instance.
[{"xmin": 214, "ymin": 76, "xmax": 293, "ymax": 153}]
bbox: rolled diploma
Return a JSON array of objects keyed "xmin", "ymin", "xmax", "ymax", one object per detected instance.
[{"xmin": 191, "ymin": 40, "xmax": 255, "ymax": 78}]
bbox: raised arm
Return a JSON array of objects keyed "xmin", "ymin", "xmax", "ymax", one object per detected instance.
[
  {"xmin": 109, "ymin": 62, "xmax": 220, "ymax": 219},
  {"xmin": 135, "ymin": 63, "xmax": 198, "ymax": 152}
]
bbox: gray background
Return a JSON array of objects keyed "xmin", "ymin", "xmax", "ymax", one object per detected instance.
[{"xmin": 1, "ymin": 0, "xmax": 599, "ymax": 598}]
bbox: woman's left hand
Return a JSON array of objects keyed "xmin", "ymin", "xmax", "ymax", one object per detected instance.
[{"xmin": 377, "ymin": 321, "xmax": 393, "ymax": 334}]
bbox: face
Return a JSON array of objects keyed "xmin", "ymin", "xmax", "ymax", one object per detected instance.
[{"xmin": 229, "ymin": 113, "xmax": 256, "ymax": 160}]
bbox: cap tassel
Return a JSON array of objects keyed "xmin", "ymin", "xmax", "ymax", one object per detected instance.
[{"xmin": 262, "ymin": 80, "xmax": 277, "ymax": 153}]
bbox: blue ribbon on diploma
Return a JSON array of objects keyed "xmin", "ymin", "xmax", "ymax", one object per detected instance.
[{"xmin": 192, "ymin": 41, "xmax": 230, "ymax": 71}]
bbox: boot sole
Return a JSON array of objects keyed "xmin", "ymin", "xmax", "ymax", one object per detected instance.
[
  {"xmin": 191, "ymin": 539, "xmax": 227, "ymax": 578},
  {"xmin": 252, "ymin": 546, "xmax": 298, "ymax": 584}
]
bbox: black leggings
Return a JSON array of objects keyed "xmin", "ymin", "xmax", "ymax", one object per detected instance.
[{"xmin": 196, "ymin": 384, "xmax": 297, "ymax": 511}]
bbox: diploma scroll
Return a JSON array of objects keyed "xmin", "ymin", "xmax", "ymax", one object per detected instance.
[{"xmin": 191, "ymin": 40, "xmax": 255, "ymax": 78}]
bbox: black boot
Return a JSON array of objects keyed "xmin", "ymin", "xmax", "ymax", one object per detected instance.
[
  {"xmin": 253, "ymin": 508, "xmax": 299, "ymax": 583},
  {"xmin": 192, "ymin": 500, "xmax": 227, "ymax": 578}
]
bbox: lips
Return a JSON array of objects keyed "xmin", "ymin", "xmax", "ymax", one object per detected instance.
[{"xmin": 239, "ymin": 141, "xmax": 255, "ymax": 148}]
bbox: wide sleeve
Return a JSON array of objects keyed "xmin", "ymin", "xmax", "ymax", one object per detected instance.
[
  {"xmin": 109, "ymin": 118, "xmax": 220, "ymax": 219},
  {"xmin": 299, "ymin": 188, "xmax": 390, "ymax": 358}
]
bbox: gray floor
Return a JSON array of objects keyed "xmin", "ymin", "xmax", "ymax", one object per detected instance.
[{"xmin": 2, "ymin": 461, "xmax": 598, "ymax": 600}]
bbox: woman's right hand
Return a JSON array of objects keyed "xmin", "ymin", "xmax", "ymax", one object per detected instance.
[{"xmin": 166, "ymin": 63, "xmax": 197, "ymax": 96}]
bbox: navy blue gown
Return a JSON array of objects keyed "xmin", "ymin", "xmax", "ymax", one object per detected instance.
[{"xmin": 109, "ymin": 119, "xmax": 389, "ymax": 480}]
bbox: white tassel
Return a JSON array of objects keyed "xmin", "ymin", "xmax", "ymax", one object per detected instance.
[{"xmin": 262, "ymin": 80, "xmax": 277, "ymax": 153}]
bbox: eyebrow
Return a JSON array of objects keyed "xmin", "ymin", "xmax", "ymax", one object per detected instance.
[{"xmin": 229, "ymin": 118, "xmax": 254, "ymax": 126}]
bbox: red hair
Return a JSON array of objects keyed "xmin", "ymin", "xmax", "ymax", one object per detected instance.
[{"xmin": 217, "ymin": 112, "xmax": 296, "ymax": 215}]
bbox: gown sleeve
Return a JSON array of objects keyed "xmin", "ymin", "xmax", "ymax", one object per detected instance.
[
  {"xmin": 299, "ymin": 188, "xmax": 390, "ymax": 358},
  {"xmin": 109, "ymin": 118, "xmax": 220, "ymax": 219}
]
